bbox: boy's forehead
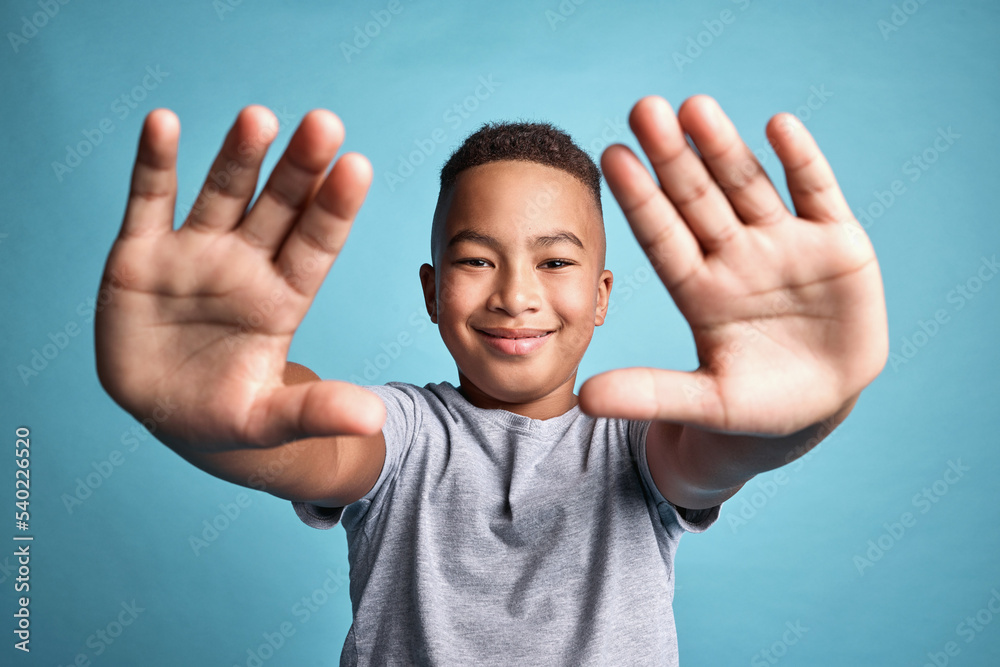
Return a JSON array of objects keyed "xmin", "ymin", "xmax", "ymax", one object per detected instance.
[
  {"xmin": 452, "ymin": 160, "xmax": 587, "ymax": 202},
  {"xmin": 432, "ymin": 160, "xmax": 604, "ymax": 259}
]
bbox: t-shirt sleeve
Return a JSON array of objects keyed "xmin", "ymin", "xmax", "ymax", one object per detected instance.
[
  {"xmin": 291, "ymin": 382, "xmax": 418, "ymax": 530},
  {"xmin": 627, "ymin": 418, "xmax": 721, "ymax": 534}
]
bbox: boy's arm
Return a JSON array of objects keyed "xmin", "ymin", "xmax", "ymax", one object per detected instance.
[
  {"xmin": 96, "ymin": 105, "xmax": 388, "ymax": 508},
  {"xmin": 165, "ymin": 362, "xmax": 386, "ymax": 508},
  {"xmin": 642, "ymin": 395, "xmax": 857, "ymax": 510},
  {"xmin": 579, "ymin": 95, "xmax": 889, "ymax": 510}
]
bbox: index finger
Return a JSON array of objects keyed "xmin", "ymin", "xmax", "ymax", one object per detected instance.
[{"xmin": 601, "ymin": 142, "xmax": 704, "ymax": 291}]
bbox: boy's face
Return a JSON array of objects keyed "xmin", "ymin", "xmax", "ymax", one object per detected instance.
[{"xmin": 420, "ymin": 160, "xmax": 613, "ymax": 414}]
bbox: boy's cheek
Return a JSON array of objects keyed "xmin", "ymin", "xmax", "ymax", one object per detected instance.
[
  {"xmin": 438, "ymin": 282, "xmax": 460, "ymax": 308},
  {"xmin": 561, "ymin": 324, "xmax": 595, "ymax": 352},
  {"xmin": 435, "ymin": 272, "xmax": 459, "ymax": 302},
  {"xmin": 438, "ymin": 277, "xmax": 479, "ymax": 311}
]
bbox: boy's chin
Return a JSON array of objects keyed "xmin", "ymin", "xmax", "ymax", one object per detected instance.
[{"xmin": 460, "ymin": 370, "xmax": 572, "ymax": 406}]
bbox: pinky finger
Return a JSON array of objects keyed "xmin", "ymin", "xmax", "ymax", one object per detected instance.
[
  {"xmin": 120, "ymin": 109, "xmax": 179, "ymax": 239},
  {"xmin": 767, "ymin": 113, "xmax": 852, "ymax": 223}
]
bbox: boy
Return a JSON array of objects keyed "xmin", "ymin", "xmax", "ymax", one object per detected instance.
[{"xmin": 95, "ymin": 94, "xmax": 888, "ymax": 665}]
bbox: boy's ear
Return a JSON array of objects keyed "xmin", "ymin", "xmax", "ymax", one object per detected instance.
[
  {"xmin": 594, "ymin": 269, "xmax": 613, "ymax": 326},
  {"xmin": 419, "ymin": 263, "xmax": 438, "ymax": 324}
]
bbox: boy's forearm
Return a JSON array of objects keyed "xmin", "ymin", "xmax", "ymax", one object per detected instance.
[
  {"xmin": 673, "ymin": 393, "xmax": 860, "ymax": 496},
  {"xmin": 156, "ymin": 431, "xmax": 337, "ymax": 503},
  {"xmin": 130, "ymin": 361, "xmax": 376, "ymax": 505}
]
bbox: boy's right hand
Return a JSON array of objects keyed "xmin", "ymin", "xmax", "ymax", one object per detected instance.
[{"xmin": 95, "ymin": 106, "xmax": 386, "ymax": 452}]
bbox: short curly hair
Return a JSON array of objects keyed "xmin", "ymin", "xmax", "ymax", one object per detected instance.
[{"xmin": 430, "ymin": 120, "xmax": 603, "ymax": 263}]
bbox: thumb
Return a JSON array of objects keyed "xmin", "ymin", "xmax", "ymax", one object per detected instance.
[
  {"xmin": 578, "ymin": 367, "xmax": 723, "ymax": 427},
  {"xmin": 244, "ymin": 379, "xmax": 386, "ymax": 447}
]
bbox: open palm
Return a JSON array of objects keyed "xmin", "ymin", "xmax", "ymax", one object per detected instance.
[
  {"xmin": 580, "ymin": 95, "xmax": 888, "ymax": 436},
  {"xmin": 95, "ymin": 106, "xmax": 385, "ymax": 450}
]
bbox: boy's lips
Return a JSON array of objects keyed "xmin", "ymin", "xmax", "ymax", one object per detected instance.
[{"xmin": 474, "ymin": 327, "xmax": 554, "ymax": 355}]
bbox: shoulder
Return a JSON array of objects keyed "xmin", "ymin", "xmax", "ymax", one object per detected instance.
[
  {"xmin": 360, "ymin": 380, "xmax": 458, "ymax": 408},
  {"xmin": 358, "ymin": 380, "xmax": 468, "ymax": 429}
]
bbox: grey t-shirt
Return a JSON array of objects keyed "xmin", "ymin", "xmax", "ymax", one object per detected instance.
[{"xmin": 292, "ymin": 381, "xmax": 720, "ymax": 666}]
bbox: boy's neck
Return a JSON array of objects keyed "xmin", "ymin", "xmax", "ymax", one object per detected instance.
[{"xmin": 455, "ymin": 374, "xmax": 579, "ymax": 421}]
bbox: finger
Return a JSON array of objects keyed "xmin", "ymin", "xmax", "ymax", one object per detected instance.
[
  {"xmin": 238, "ymin": 109, "xmax": 345, "ymax": 253},
  {"xmin": 245, "ymin": 380, "xmax": 386, "ymax": 446},
  {"xmin": 629, "ymin": 95, "xmax": 741, "ymax": 252},
  {"xmin": 120, "ymin": 109, "xmax": 180, "ymax": 239},
  {"xmin": 275, "ymin": 152, "xmax": 372, "ymax": 296},
  {"xmin": 601, "ymin": 144, "xmax": 704, "ymax": 290},
  {"xmin": 766, "ymin": 113, "xmax": 852, "ymax": 223},
  {"xmin": 677, "ymin": 95, "xmax": 790, "ymax": 227},
  {"xmin": 579, "ymin": 367, "xmax": 724, "ymax": 428},
  {"xmin": 182, "ymin": 105, "xmax": 279, "ymax": 234}
]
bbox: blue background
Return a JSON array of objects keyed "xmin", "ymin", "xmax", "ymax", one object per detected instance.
[{"xmin": 2, "ymin": 1, "xmax": 999, "ymax": 665}]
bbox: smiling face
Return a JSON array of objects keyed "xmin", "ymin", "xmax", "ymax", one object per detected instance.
[{"xmin": 419, "ymin": 160, "xmax": 613, "ymax": 419}]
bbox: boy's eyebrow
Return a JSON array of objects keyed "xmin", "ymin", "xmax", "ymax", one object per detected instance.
[
  {"xmin": 534, "ymin": 231, "xmax": 585, "ymax": 249},
  {"xmin": 446, "ymin": 229, "xmax": 585, "ymax": 251}
]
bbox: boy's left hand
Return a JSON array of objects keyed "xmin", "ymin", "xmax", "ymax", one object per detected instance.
[{"xmin": 579, "ymin": 95, "xmax": 888, "ymax": 437}]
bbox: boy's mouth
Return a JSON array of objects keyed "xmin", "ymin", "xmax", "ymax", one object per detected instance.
[{"xmin": 474, "ymin": 327, "xmax": 554, "ymax": 355}]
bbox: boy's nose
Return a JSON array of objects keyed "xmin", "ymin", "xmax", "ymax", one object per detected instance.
[{"xmin": 487, "ymin": 267, "xmax": 541, "ymax": 316}]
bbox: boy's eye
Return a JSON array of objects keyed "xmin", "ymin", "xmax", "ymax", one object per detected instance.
[{"xmin": 455, "ymin": 258, "xmax": 574, "ymax": 269}]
